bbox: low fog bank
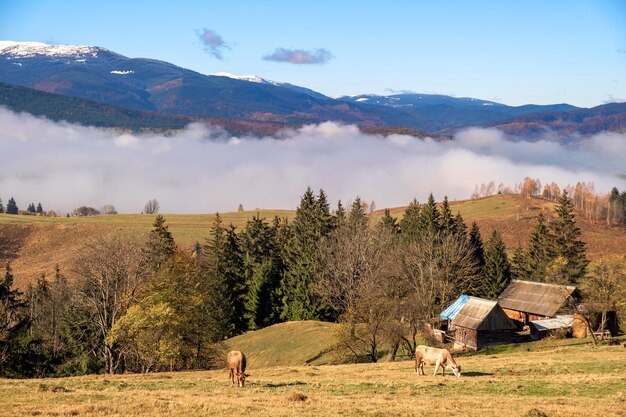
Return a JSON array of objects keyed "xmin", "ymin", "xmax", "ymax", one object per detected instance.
[{"xmin": 0, "ymin": 108, "xmax": 625, "ymax": 214}]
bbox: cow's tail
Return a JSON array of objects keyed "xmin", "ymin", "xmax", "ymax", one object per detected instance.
[{"xmin": 239, "ymin": 354, "xmax": 247, "ymax": 374}]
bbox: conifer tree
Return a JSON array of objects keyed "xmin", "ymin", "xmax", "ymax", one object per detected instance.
[
  {"xmin": 523, "ymin": 213, "xmax": 553, "ymax": 281},
  {"xmin": 316, "ymin": 189, "xmax": 334, "ymax": 236},
  {"xmin": 453, "ymin": 212, "xmax": 467, "ymax": 239},
  {"xmin": 481, "ymin": 230, "xmax": 512, "ymax": 299},
  {"xmin": 381, "ymin": 208, "xmax": 400, "ymax": 234},
  {"xmin": 418, "ymin": 193, "xmax": 440, "ymax": 234},
  {"xmin": 439, "ymin": 196, "xmax": 455, "ymax": 235},
  {"xmin": 335, "ymin": 200, "xmax": 346, "ymax": 227},
  {"xmin": 36, "ymin": 203, "xmax": 43, "ymax": 214},
  {"xmin": 399, "ymin": 198, "xmax": 421, "ymax": 242},
  {"xmin": 201, "ymin": 214, "xmax": 247, "ymax": 338},
  {"xmin": 143, "ymin": 215, "xmax": 176, "ymax": 272},
  {"xmin": 0, "ymin": 198, "xmax": 3, "ymax": 213},
  {"xmin": 280, "ymin": 188, "xmax": 331, "ymax": 321},
  {"xmin": 6, "ymin": 198, "xmax": 17, "ymax": 215},
  {"xmin": 549, "ymin": 191, "xmax": 588, "ymax": 284},
  {"xmin": 510, "ymin": 246, "xmax": 526, "ymax": 280},
  {"xmin": 468, "ymin": 222, "xmax": 486, "ymax": 275},
  {"xmin": 241, "ymin": 215, "xmax": 281, "ymax": 329},
  {"xmin": 348, "ymin": 197, "xmax": 367, "ymax": 228},
  {"xmin": 27, "ymin": 203, "xmax": 36, "ymax": 213},
  {"xmin": 0, "ymin": 263, "xmax": 25, "ymax": 373}
]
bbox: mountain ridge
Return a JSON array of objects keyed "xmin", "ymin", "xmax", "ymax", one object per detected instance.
[{"xmin": 1, "ymin": 40, "xmax": 624, "ymax": 136}]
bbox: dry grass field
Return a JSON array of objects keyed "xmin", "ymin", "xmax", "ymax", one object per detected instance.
[{"xmin": 1, "ymin": 336, "xmax": 624, "ymax": 417}]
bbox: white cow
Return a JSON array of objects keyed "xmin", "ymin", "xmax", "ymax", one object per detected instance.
[{"xmin": 415, "ymin": 345, "xmax": 461, "ymax": 377}]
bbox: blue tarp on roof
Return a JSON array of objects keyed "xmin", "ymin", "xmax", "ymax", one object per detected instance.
[{"xmin": 440, "ymin": 294, "xmax": 470, "ymax": 321}]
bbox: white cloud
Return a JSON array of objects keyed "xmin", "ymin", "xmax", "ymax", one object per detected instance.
[{"xmin": 0, "ymin": 107, "xmax": 624, "ymax": 214}]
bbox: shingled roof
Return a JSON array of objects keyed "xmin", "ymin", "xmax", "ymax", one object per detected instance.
[
  {"xmin": 497, "ymin": 280, "xmax": 577, "ymax": 317},
  {"xmin": 451, "ymin": 297, "xmax": 516, "ymax": 331}
]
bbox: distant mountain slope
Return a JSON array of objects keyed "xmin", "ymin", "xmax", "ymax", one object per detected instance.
[
  {"xmin": 0, "ymin": 41, "xmax": 422, "ymax": 129},
  {"xmin": 0, "ymin": 81, "xmax": 192, "ymax": 130},
  {"xmin": 2, "ymin": 41, "xmax": 622, "ymax": 135},
  {"xmin": 212, "ymin": 72, "xmax": 330, "ymax": 100},
  {"xmin": 339, "ymin": 93, "xmax": 580, "ymax": 132},
  {"xmin": 0, "ymin": 81, "xmax": 441, "ymax": 137},
  {"xmin": 490, "ymin": 102, "xmax": 626, "ymax": 137}
]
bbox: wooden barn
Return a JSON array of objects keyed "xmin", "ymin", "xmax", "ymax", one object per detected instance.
[
  {"xmin": 451, "ymin": 297, "xmax": 517, "ymax": 351},
  {"xmin": 497, "ymin": 280, "xmax": 579, "ymax": 327}
]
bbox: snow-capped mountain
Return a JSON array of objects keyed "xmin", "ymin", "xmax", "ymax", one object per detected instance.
[
  {"xmin": 0, "ymin": 40, "xmax": 592, "ymax": 134},
  {"xmin": 0, "ymin": 41, "xmax": 112, "ymax": 59},
  {"xmin": 212, "ymin": 72, "xmax": 329, "ymax": 100},
  {"xmin": 0, "ymin": 40, "xmax": 411, "ymax": 127}
]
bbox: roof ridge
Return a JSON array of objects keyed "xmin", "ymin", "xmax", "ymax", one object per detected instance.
[{"xmin": 511, "ymin": 279, "xmax": 576, "ymax": 291}]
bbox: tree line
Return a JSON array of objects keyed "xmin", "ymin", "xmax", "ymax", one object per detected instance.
[
  {"xmin": 472, "ymin": 178, "xmax": 626, "ymax": 226},
  {"xmin": 0, "ymin": 188, "xmax": 619, "ymax": 376}
]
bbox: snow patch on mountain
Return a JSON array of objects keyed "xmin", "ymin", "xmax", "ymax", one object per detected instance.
[
  {"xmin": 111, "ymin": 70, "xmax": 134, "ymax": 75},
  {"xmin": 211, "ymin": 72, "xmax": 277, "ymax": 85},
  {"xmin": 0, "ymin": 40, "xmax": 107, "ymax": 58}
]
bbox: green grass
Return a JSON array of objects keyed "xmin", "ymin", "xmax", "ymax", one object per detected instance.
[{"xmin": 224, "ymin": 321, "xmax": 340, "ymax": 368}]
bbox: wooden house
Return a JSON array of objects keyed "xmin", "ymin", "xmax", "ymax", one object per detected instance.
[
  {"xmin": 451, "ymin": 297, "xmax": 517, "ymax": 351},
  {"xmin": 497, "ymin": 280, "xmax": 579, "ymax": 326}
]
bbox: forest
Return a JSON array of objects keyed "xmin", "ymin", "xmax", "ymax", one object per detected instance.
[{"xmin": 0, "ymin": 188, "xmax": 623, "ymax": 377}]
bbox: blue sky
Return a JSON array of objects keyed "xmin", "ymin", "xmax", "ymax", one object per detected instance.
[{"xmin": 1, "ymin": 0, "xmax": 624, "ymax": 107}]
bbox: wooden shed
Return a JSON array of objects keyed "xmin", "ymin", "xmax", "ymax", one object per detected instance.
[
  {"xmin": 451, "ymin": 297, "xmax": 517, "ymax": 351},
  {"xmin": 497, "ymin": 280, "xmax": 579, "ymax": 326}
]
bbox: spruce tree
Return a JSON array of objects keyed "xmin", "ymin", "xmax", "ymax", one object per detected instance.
[
  {"xmin": 523, "ymin": 213, "xmax": 553, "ymax": 282},
  {"xmin": 201, "ymin": 214, "xmax": 247, "ymax": 338},
  {"xmin": 143, "ymin": 215, "xmax": 176, "ymax": 272},
  {"xmin": 6, "ymin": 198, "xmax": 17, "ymax": 215},
  {"xmin": 335, "ymin": 200, "xmax": 346, "ymax": 227},
  {"xmin": 453, "ymin": 212, "xmax": 467, "ymax": 239},
  {"xmin": 510, "ymin": 246, "xmax": 526, "ymax": 280},
  {"xmin": 439, "ymin": 196, "xmax": 455, "ymax": 235},
  {"xmin": 399, "ymin": 198, "xmax": 421, "ymax": 242},
  {"xmin": 241, "ymin": 215, "xmax": 281, "ymax": 329},
  {"xmin": 0, "ymin": 263, "xmax": 25, "ymax": 369},
  {"xmin": 36, "ymin": 203, "xmax": 43, "ymax": 214},
  {"xmin": 481, "ymin": 230, "xmax": 512, "ymax": 299},
  {"xmin": 549, "ymin": 191, "xmax": 588, "ymax": 284},
  {"xmin": 0, "ymin": 198, "xmax": 4, "ymax": 213},
  {"xmin": 348, "ymin": 197, "xmax": 367, "ymax": 228},
  {"xmin": 27, "ymin": 203, "xmax": 35, "ymax": 213},
  {"xmin": 418, "ymin": 193, "xmax": 440, "ymax": 234},
  {"xmin": 280, "ymin": 188, "xmax": 331, "ymax": 321},
  {"xmin": 381, "ymin": 208, "xmax": 400, "ymax": 233},
  {"xmin": 468, "ymin": 222, "xmax": 486, "ymax": 275},
  {"xmin": 316, "ymin": 189, "xmax": 334, "ymax": 236}
]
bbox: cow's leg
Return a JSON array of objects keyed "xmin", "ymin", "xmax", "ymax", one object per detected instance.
[
  {"xmin": 230, "ymin": 368, "xmax": 234, "ymax": 386},
  {"xmin": 433, "ymin": 360, "xmax": 440, "ymax": 376}
]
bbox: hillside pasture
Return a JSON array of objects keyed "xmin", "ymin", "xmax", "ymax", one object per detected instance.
[
  {"xmin": 0, "ymin": 336, "xmax": 624, "ymax": 417},
  {"xmin": 0, "ymin": 210, "xmax": 293, "ymax": 289}
]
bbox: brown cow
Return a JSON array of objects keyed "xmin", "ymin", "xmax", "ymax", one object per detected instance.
[
  {"xmin": 414, "ymin": 345, "xmax": 461, "ymax": 377},
  {"xmin": 227, "ymin": 350, "xmax": 247, "ymax": 387}
]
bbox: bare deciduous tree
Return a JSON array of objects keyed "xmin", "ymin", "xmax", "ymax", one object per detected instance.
[
  {"xmin": 398, "ymin": 231, "xmax": 479, "ymax": 351},
  {"xmin": 143, "ymin": 199, "xmax": 159, "ymax": 214},
  {"xmin": 74, "ymin": 235, "xmax": 146, "ymax": 374},
  {"xmin": 316, "ymin": 221, "xmax": 400, "ymax": 362}
]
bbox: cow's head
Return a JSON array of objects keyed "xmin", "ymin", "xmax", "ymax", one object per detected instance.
[
  {"xmin": 237, "ymin": 372, "xmax": 246, "ymax": 387},
  {"xmin": 452, "ymin": 364, "xmax": 462, "ymax": 378}
]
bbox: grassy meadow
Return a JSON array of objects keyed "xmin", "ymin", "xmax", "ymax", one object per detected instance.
[{"xmin": 1, "ymin": 335, "xmax": 624, "ymax": 417}]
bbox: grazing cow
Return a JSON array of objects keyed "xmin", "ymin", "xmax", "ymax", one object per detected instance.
[
  {"xmin": 414, "ymin": 345, "xmax": 461, "ymax": 377},
  {"xmin": 227, "ymin": 350, "xmax": 247, "ymax": 387}
]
